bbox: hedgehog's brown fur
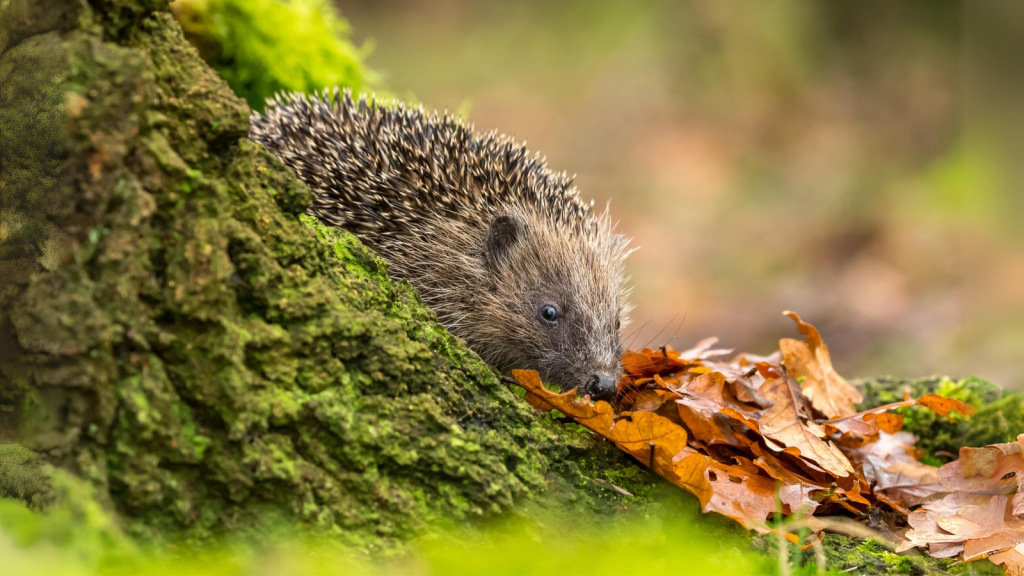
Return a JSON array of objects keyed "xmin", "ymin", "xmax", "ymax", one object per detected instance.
[{"xmin": 250, "ymin": 88, "xmax": 632, "ymax": 400}]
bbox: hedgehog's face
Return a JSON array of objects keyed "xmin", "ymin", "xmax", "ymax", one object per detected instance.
[{"xmin": 481, "ymin": 213, "xmax": 630, "ymax": 403}]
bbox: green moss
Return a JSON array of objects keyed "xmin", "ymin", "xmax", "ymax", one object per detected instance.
[
  {"xmin": 0, "ymin": 444, "xmax": 46, "ymax": 504},
  {"xmin": 844, "ymin": 538, "xmax": 929, "ymax": 575},
  {"xmin": 171, "ymin": 0, "xmax": 377, "ymax": 110},
  {"xmin": 858, "ymin": 375, "xmax": 1024, "ymax": 462}
]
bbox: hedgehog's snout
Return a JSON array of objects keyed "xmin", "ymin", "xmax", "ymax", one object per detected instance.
[{"xmin": 582, "ymin": 373, "xmax": 618, "ymax": 403}]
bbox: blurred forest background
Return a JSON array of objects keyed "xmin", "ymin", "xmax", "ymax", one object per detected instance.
[
  {"xmin": 334, "ymin": 0, "xmax": 1024, "ymax": 390},
  {"xmin": 173, "ymin": 0, "xmax": 1024, "ymax": 390}
]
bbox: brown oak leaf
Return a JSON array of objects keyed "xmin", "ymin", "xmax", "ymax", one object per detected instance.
[
  {"xmin": 780, "ymin": 311, "xmax": 863, "ymax": 418},
  {"xmin": 757, "ymin": 376, "xmax": 855, "ymax": 478}
]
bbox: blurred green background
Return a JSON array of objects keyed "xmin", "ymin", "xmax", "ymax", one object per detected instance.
[
  {"xmin": 335, "ymin": 0, "xmax": 1024, "ymax": 390},
  {"xmin": 175, "ymin": 0, "xmax": 1024, "ymax": 390}
]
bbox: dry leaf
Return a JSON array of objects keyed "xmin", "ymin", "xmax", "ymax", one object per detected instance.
[
  {"xmin": 852, "ymin": 431, "xmax": 943, "ymax": 509},
  {"xmin": 524, "ymin": 391, "xmax": 554, "ymax": 412},
  {"xmin": 990, "ymin": 544, "xmax": 1024, "ymax": 575},
  {"xmin": 676, "ymin": 337, "xmax": 735, "ymax": 361},
  {"xmin": 507, "ymin": 310, "xmax": 1001, "ymax": 568},
  {"xmin": 757, "ymin": 376, "xmax": 855, "ymax": 478},
  {"xmin": 936, "ymin": 442, "xmax": 1024, "ymax": 494},
  {"xmin": 781, "ymin": 311, "xmax": 863, "ymax": 418},
  {"xmin": 674, "ymin": 447, "xmax": 776, "ymax": 532},
  {"xmin": 864, "ymin": 412, "xmax": 905, "ymax": 434},
  {"xmin": 896, "ymin": 434, "xmax": 1024, "ymax": 571},
  {"xmin": 917, "ymin": 393, "xmax": 977, "ymax": 418}
]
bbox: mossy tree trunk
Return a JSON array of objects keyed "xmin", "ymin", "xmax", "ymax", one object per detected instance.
[{"xmin": 0, "ymin": 0, "xmax": 659, "ymax": 548}]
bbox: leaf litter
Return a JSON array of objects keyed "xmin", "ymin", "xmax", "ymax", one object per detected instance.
[{"xmin": 507, "ymin": 311, "xmax": 1024, "ymax": 573}]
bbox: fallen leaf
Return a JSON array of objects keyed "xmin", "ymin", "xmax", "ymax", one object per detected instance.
[
  {"xmin": 674, "ymin": 447, "xmax": 776, "ymax": 532},
  {"xmin": 864, "ymin": 412, "xmax": 905, "ymax": 434},
  {"xmin": 936, "ymin": 442, "xmax": 1024, "ymax": 494},
  {"xmin": 781, "ymin": 311, "xmax": 863, "ymax": 418},
  {"xmin": 622, "ymin": 347, "xmax": 691, "ymax": 378},
  {"xmin": 852, "ymin": 431, "xmax": 943, "ymax": 508},
  {"xmin": 990, "ymin": 544, "xmax": 1024, "ymax": 575},
  {"xmin": 896, "ymin": 434, "xmax": 1024, "ymax": 570},
  {"xmin": 508, "ymin": 310, "xmax": 1006, "ymax": 569},
  {"xmin": 917, "ymin": 393, "xmax": 977, "ymax": 418},
  {"xmin": 676, "ymin": 337, "xmax": 734, "ymax": 361},
  {"xmin": 757, "ymin": 376, "xmax": 855, "ymax": 478},
  {"xmin": 524, "ymin": 391, "xmax": 554, "ymax": 412}
]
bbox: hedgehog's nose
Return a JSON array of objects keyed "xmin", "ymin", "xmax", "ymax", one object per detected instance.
[{"xmin": 584, "ymin": 373, "xmax": 618, "ymax": 403}]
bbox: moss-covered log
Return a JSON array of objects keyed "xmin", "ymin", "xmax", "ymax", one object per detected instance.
[{"xmin": 0, "ymin": 0, "xmax": 664, "ymax": 549}]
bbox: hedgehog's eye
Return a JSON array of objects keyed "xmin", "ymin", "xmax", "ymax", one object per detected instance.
[
  {"xmin": 538, "ymin": 305, "xmax": 559, "ymax": 325},
  {"xmin": 615, "ymin": 319, "xmax": 621, "ymax": 330}
]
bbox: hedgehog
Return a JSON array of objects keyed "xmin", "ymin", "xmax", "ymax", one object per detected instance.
[{"xmin": 249, "ymin": 88, "xmax": 632, "ymax": 402}]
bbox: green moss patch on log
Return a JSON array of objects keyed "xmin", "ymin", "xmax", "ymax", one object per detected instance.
[
  {"xmin": 171, "ymin": 0, "xmax": 377, "ymax": 111},
  {"xmin": 858, "ymin": 375, "xmax": 1024, "ymax": 464}
]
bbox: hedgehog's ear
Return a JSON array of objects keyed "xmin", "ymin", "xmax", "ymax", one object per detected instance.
[{"xmin": 484, "ymin": 215, "xmax": 524, "ymax": 271}]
